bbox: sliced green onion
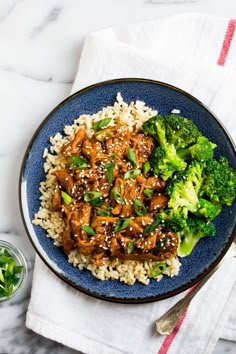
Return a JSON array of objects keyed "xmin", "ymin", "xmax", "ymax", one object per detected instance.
[
  {"xmin": 133, "ymin": 199, "xmax": 147, "ymax": 216},
  {"xmin": 96, "ymin": 207, "xmax": 113, "ymax": 216},
  {"xmin": 105, "ymin": 162, "xmax": 114, "ymax": 185},
  {"xmin": 143, "ymin": 217, "xmax": 161, "ymax": 234},
  {"xmin": 91, "ymin": 118, "xmax": 112, "ymax": 130},
  {"xmin": 61, "ymin": 191, "xmax": 72, "ymax": 205},
  {"xmin": 0, "ymin": 247, "xmax": 24, "ymax": 298},
  {"xmin": 124, "ymin": 168, "xmax": 141, "ymax": 180},
  {"xmin": 149, "ymin": 262, "xmax": 167, "ymax": 278},
  {"xmin": 113, "ymin": 189, "xmax": 124, "ymax": 205},
  {"xmin": 114, "ymin": 218, "xmax": 131, "ymax": 233},
  {"xmin": 14, "ymin": 266, "xmax": 24, "ymax": 273},
  {"xmin": 143, "ymin": 161, "xmax": 151, "ymax": 175},
  {"xmin": 68, "ymin": 156, "xmax": 88, "ymax": 169},
  {"xmin": 90, "ymin": 198, "xmax": 104, "ymax": 207},
  {"xmin": 127, "ymin": 147, "xmax": 137, "ymax": 166},
  {"xmin": 143, "ymin": 189, "xmax": 153, "ymax": 197},
  {"xmin": 84, "ymin": 191, "xmax": 102, "ymax": 202},
  {"xmin": 127, "ymin": 240, "xmax": 136, "ymax": 254},
  {"xmin": 81, "ymin": 225, "xmax": 96, "ymax": 236},
  {"xmin": 84, "ymin": 191, "xmax": 104, "ymax": 207}
]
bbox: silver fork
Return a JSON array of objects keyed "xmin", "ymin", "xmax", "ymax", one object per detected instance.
[{"xmin": 155, "ymin": 241, "xmax": 236, "ymax": 335}]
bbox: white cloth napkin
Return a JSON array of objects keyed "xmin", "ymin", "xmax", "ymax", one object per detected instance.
[{"xmin": 26, "ymin": 13, "xmax": 236, "ymax": 354}]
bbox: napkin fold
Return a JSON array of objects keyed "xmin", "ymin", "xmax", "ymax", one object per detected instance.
[{"xmin": 26, "ymin": 13, "xmax": 236, "ymax": 354}]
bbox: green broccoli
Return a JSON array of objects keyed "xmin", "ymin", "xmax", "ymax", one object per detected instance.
[
  {"xmin": 196, "ymin": 198, "xmax": 221, "ymax": 220},
  {"xmin": 158, "ymin": 208, "xmax": 187, "ymax": 232},
  {"xmin": 177, "ymin": 136, "xmax": 216, "ymax": 162},
  {"xmin": 142, "ymin": 114, "xmax": 201, "ymax": 149},
  {"xmin": 150, "ymin": 145, "xmax": 187, "ymax": 181},
  {"xmin": 177, "ymin": 216, "xmax": 216, "ymax": 257},
  {"xmin": 142, "ymin": 115, "xmax": 166, "ymax": 145},
  {"xmin": 167, "ymin": 161, "xmax": 204, "ymax": 216},
  {"xmin": 200, "ymin": 156, "xmax": 236, "ymax": 206},
  {"xmin": 164, "ymin": 114, "xmax": 202, "ymax": 150}
]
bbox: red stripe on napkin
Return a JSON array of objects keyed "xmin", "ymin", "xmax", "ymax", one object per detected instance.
[
  {"xmin": 157, "ymin": 19, "xmax": 236, "ymax": 354},
  {"xmin": 157, "ymin": 308, "xmax": 188, "ymax": 354},
  {"xmin": 217, "ymin": 19, "xmax": 236, "ymax": 66},
  {"xmin": 157, "ymin": 288, "xmax": 192, "ymax": 354}
]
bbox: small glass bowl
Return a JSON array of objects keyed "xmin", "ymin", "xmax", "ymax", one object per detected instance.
[{"xmin": 0, "ymin": 240, "xmax": 28, "ymax": 303}]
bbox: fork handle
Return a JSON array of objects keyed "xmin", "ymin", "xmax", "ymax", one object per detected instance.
[{"xmin": 155, "ymin": 263, "xmax": 221, "ymax": 335}]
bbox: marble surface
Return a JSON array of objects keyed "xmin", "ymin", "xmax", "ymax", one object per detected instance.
[{"xmin": 1, "ymin": 0, "xmax": 236, "ymax": 353}]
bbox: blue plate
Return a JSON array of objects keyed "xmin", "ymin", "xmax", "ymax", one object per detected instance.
[{"xmin": 19, "ymin": 78, "xmax": 236, "ymax": 303}]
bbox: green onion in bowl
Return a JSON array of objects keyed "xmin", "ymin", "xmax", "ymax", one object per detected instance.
[{"xmin": 0, "ymin": 241, "xmax": 27, "ymax": 302}]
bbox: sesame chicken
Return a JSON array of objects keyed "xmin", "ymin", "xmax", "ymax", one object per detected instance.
[{"xmin": 51, "ymin": 124, "xmax": 178, "ymax": 264}]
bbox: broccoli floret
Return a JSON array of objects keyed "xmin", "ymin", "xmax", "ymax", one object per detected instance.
[
  {"xmin": 196, "ymin": 198, "xmax": 221, "ymax": 220},
  {"xmin": 150, "ymin": 145, "xmax": 187, "ymax": 181},
  {"xmin": 164, "ymin": 114, "xmax": 202, "ymax": 150},
  {"xmin": 177, "ymin": 136, "xmax": 216, "ymax": 162},
  {"xmin": 142, "ymin": 114, "xmax": 201, "ymax": 150},
  {"xmin": 167, "ymin": 161, "xmax": 204, "ymax": 216},
  {"xmin": 200, "ymin": 157, "xmax": 236, "ymax": 206},
  {"xmin": 177, "ymin": 217, "xmax": 216, "ymax": 257},
  {"xmin": 158, "ymin": 208, "xmax": 187, "ymax": 232},
  {"xmin": 142, "ymin": 115, "xmax": 166, "ymax": 145}
]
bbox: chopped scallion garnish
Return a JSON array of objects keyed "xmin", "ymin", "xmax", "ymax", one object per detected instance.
[
  {"xmin": 114, "ymin": 218, "xmax": 131, "ymax": 232},
  {"xmin": 91, "ymin": 118, "xmax": 112, "ymax": 130},
  {"xmin": 143, "ymin": 161, "xmax": 151, "ymax": 175},
  {"xmin": 61, "ymin": 191, "xmax": 72, "ymax": 205},
  {"xmin": 84, "ymin": 191, "xmax": 104, "ymax": 207},
  {"xmin": 143, "ymin": 189, "xmax": 153, "ymax": 197},
  {"xmin": 96, "ymin": 207, "xmax": 113, "ymax": 216},
  {"xmin": 113, "ymin": 189, "xmax": 124, "ymax": 205},
  {"xmin": 143, "ymin": 217, "xmax": 161, "ymax": 234},
  {"xmin": 68, "ymin": 156, "xmax": 88, "ymax": 169},
  {"xmin": 0, "ymin": 247, "xmax": 24, "ymax": 298},
  {"xmin": 124, "ymin": 168, "xmax": 141, "ymax": 180},
  {"xmin": 127, "ymin": 147, "xmax": 137, "ymax": 166},
  {"xmin": 133, "ymin": 199, "xmax": 147, "ymax": 216},
  {"xmin": 81, "ymin": 225, "xmax": 96, "ymax": 236}
]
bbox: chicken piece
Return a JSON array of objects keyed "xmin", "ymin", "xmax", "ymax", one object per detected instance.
[
  {"xmin": 61, "ymin": 128, "xmax": 86, "ymax": 156},
  {"xmin": 61, "ymin": 229, "xmax": 74, "ymax": 255},
  {"xmin": 112, "ymin": 204, "xmax": 122, "ymax": 215},
  {"xmin": 117, "ymin": 159, "xmax": 128, "ymax": 173},
  {"xmin": 120, "ymin": 179, "xmax": 143, "ymax": 217},
  {"xmin": 53, "ymin": 170, "xmax": 75, "ymax": 196},
  {"xmin": 149, "ymin": 194, "xmax": 169, "ymax": 212},
  {"xmin": 62, "ymin": 205, "xmax": 73, "ymax": 227},
  {"xmin": 77, "ymin": 238, "xmax": 95, "ymax": 256},
  {"xmin": 130, "ymin": 133, "xmax": 154, "ymax": 166},
  {"xmin": 70, "ymin": 203, "xmax": 92, "ymax": 239},
  {"xmin": 91, "ymin": 216, "xmax": 118, "ymax": 234},
  {"xmin": 117, "ymin": 234, "xmax": 134, "ymax": 250},
  {"xmin": 145, "ymin": 177, "xmax": 166, "ymax": 191},
  {"xmin": 124, "ymin": 219, "xmax": 143, "ymax": 237},
  {"xmin": 106, "ymin": 130, "xmax": 130, "ymax": 158},
  {"xmin": 110, "ymin": 236, "xmax": 122, "ymax": 256},
  {"xmin": 92, "ymin": 251, "xmax": 108, "ymax": 266},
  {"xmin": 120, "ymin": 204, "xmax": 133, "ymax": 217},
  {"xmin": 51, "ymin": 184, "xmax": 62, "ymax": 211},
  {"xmin": 124, "ymin": 216, "xmax": 154, "ymax": 237},
  {"xmin": 136, "ymin": 234, "xmax": 157, "ymax": 251},
  {"xmin": 153, "ymin": 231, "xmax": 178, "ymax": 259},
  {"xmin": 82, "ymin": 139, "xmax": 104, "ymax": 160}
]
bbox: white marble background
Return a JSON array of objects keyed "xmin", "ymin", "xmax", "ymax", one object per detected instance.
[{"xmin": 0, "ymin": 0, "xmax": 236, "ymax": 353}]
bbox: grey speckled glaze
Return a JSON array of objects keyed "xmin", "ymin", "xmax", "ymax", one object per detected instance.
[{"xmin": 20, "ymin": 79, "xmax": 236, "ymax": 303}]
